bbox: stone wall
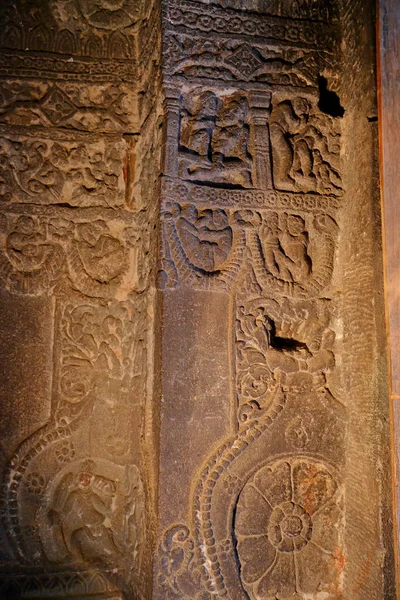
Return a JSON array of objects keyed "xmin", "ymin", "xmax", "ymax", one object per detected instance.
[
  {"xmin": 0, "ymin": 0, "xmax": 163, "ymax": 598},
  {"xmin": 0, "ymin": 0, "xmax": 395, "ymax": 599}
]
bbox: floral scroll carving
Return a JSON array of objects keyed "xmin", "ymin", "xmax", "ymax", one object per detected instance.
[
  {"xmin": 158, "ymin": 525, "xmax": 211, "ymax": 600},
  {"xmin": 0, "ymin": 133, "xmax": 125, "ymax": 206},
  {"xmin": 236, "ymin": 297, "xmax": 335, "ymax": 422}
]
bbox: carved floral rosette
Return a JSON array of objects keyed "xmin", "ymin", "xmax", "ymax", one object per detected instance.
[{"xmin": 235, "ymin": 457, "xmax": 343, "ymax": 599}]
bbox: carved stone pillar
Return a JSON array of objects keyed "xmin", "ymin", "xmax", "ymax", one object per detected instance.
[
  {"xmin": 0, "ymin": 0, "xmax": 162, "ymax": 598},
  {"xmin": 0, "ymin": 0, "xmax": 395, "ymax": 599},
  {"xmin": 156, "ymin": 1, "xmax": 394, "ymax": 600}
]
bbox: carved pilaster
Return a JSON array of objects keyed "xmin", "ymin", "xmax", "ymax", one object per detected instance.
[{"xmin": 248, "ymin": 91, "xmax": 272, "ymax": 189}]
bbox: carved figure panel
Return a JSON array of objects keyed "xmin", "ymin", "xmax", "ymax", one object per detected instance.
[
  {"xmin": 0, "ymin": 209, "xmax": 151, "ymax": 296},
  {"xmin": 0, "ymin": 294, "xmax": 150, "ymax": 598},
  {"xmin": 160, "ymin": 204, "xmax": 337, "ymax": 295},
  {"xmin": 178, "ymin": 90, "xmax": 253, "ymax": 187},
  {"xmin": 38, "ymin": 459, "xmax": 144, "ymax": 572},
  {"xmin": 270, "ymin": 98, "xmax": 342, "ymax": 195},
  {"xmin": 159, "ymin": 201, "xmax": 246, "ymax": 290}
]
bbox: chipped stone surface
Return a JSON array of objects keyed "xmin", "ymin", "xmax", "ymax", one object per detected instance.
[{"xmin": 0, "ymin": 0, "xmax": 395, "ymax": 599}]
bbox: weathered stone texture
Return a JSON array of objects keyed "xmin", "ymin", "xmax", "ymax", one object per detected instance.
[
  {"xmin": 156, "ymin": 0, "xmax": 394, "ymax": 599},
  {"xmin": 0, "ymin": 0, "xmax": 395, "ymax": 599},
  {"xmin": 0, "ymin": 0, "xmax": 162, "ymax": 598}
]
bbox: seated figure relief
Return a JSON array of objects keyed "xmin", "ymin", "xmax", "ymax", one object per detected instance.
[
  {"xmin": 178, "ymin": 90, "xmax": 252, "ymax": 187},
  {"xmin": 270, "ymin": 98, "xmax": 342, "ymax": 195},
  {"xmin": 260, "ymin": 213, "xmax": 312, "ymax": 285}
]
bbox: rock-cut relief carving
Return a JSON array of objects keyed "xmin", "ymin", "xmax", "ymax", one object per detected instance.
[
  {"xmin": 0, "ymin": 81, "xmax": 135, "ymax": 133},
  {"xmin": 37, "ymin": 459, "xmax": 144, "ymax": 577},
  {"xmin": 0, "ymin": 214, "xmax": 65, "ymax": 294},
  {"xmin": 193, "ymin": 0, "xmax": 333, "ymax": 22},
  {"xmin": 164, "ymin": 35, "xmax": 331, "ymax": 89},
  {"xmin": 1, "ymin": 299, "xmax": 146, "ymax": 564},
  {"xmin": 235, "ymin": 458, "xmax": 344, "ymax": 599},
  {"xmin": 0, "ymin": 212, "xmax": 142, "ymax": 297},
  {"xmin": 158, "ymin": 525, "xmax": 211, "ymax": 600},
  {"xmin": 49, "ymin": 0, "xmax": 141, "ymax": 30},
  {"xmin": 241, "ymin": 210, "xmax": 338, "ymax": 297},
  {"xmin": 57, "ymin": 301, "xmax": 141, "ymax": 422},
  {"xmin": 159, "ymin": 202, "xmax": 245, "ymax": 290},
  {"xmin": 68, "ymin": 220, "xmax": 128, "ymax": 298},
  {"xmin": 0, "ymin": 134, "xmax": 125, "ymax": 206},
  {"xmin": 236, "ymin": 297, "xmax": 335, "ymax": 423},
  {"xmin": 178, "ymin": 90, "xmax": 252, "ymax": 187},
  {"xmin": 270, "ymin": 98, "xmax": 342, "ymax": 195}
]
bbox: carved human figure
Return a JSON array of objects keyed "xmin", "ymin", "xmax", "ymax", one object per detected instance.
[
  {"xmin": 270, "ymin": 99, "xmax": 342, "ymax": 194},
  {"xmin": 176, "ymin": 205, "xmax": 233, "ymax": 272},
  {"xmin": 38, "ymin": 460, "xmax": 144, "ymax": 568},
  {"xmin": 213, "ymin": 97, "xmax": 249, "ymax": 166},
  {"xmin": 68, "ymin": 221, "xmax": 128, "ymax": 297},
  {"xmin": 179, "ymin": 91, "xmax": 251, "ymax": 186},
  {"xmin": 54, "ymin": 469, "xmax": 121, "ymax": 560},
  {"xmin": 180, "ymin": 91, "xmax": 219, "ymax": 168},
  {"xmin": 1, "ymin": 215, "xmax": 65, "ymax": 293},
  {"xmin": 260, "ymin": 213, "xmax": 311, "ymax": 284}
]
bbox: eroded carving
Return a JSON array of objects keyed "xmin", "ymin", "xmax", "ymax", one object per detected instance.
[
  {"xmin": 235, "ymin": 458, "xmax": 343, "ymax": 599},
  {"xmin": 38, "ymin": 458, "xmax": 144, "ymax": 573},
  {"xmin": 0, "ymin": 81, "xmax": 136, "ymax": 132},
  {"xmin": 270, "ymin": 99, "xmax": 342, "ymax": 195},
  {"xmin": 0, "ymin": 131, "xmax": 125, "ymax": 206},
  {"xmin": 236, "ymin": 297, "xmax": 335, "ymax": 422},
  {"xmin": 160, "ymin": 201, "xmax": 245, "ymax": 290},
  {"xmin": 0, "ymin": 209, "xmax": 148, "ymax": 297},
  {"xmin": 191, "ymin": 0, "xmax": 334, "ymax": 22},
  {"xmin": 249, "ymin": 210, "xmax": 339, "ymax": 296},
  {"xmin": 158, "ymin": 525, "xmax": 210, "ymax": 600},
  {"xmin": 160, "ymin": 205, "xmax": 338, "ymax": 295},
  {"xmin": 165, "ymin": 35, "xmax": 332, "ymax": 88},
  {"xmin": 179, "ymin": 90, "xmax": 252, "ymax": 187}
]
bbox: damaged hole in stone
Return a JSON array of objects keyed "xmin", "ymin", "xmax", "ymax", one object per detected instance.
[
  {"xmin": 272, "ymin": 336, "xmax": 308, "ymax": 352},
  {"xmin": 368, "ymin": 115, "xmax": 378, "ymax": 122},
  {"xmin": 317, "ymin": 76, "xmax": 345, "ymax": 118}
]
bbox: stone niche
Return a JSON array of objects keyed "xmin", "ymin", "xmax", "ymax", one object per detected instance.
[{"xmin": 0, "ymin": 0, "xmax": 395, "ymax": 599}]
